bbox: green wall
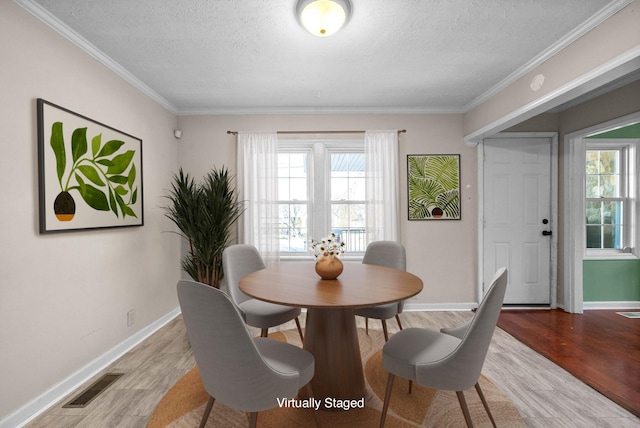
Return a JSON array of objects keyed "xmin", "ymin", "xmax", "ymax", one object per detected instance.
[
  {"xmin": 583, "ymin": 122, "xmax": 640, "ymax": 302},
  {"xmin": 583, "ymin": 260, "xmax": 640, "ymax": 301},
  {"xmin": 587, "ymin": 122, "xmax": 640, "ymax": 139}
]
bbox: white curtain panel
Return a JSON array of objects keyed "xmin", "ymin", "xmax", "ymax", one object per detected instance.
[
  {"xmin": 365, "ymin": 130, "xmax": 400, "ymax": 242},
  {"xmin": 237, "ymin": 132, "xmax": 280, "ymax": 266}
]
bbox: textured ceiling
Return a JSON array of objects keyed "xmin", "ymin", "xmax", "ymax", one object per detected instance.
[{"xmin": 22, "ymin": 0, "xmax": 620, "ymax": 114}]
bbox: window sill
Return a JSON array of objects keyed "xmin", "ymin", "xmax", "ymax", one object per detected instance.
[
  {"xmin": 279, "ymin": 255, "xmax": 364, "ymax": 263},
  {"xmin": 584, "ymin": 252, "xmax": 639, "ymax": 260}
]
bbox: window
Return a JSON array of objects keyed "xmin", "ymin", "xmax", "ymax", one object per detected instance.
[
  {"xmin": 277, "ymin": 141, "xmax": 366, "ymax": 256},
  {"xmin": 330, "ymin": 152, "xmax": 366, "ymax": 253},
  {"xmin": 239, "ymin": 131, "xmax": 399, "ymax": 260},
  {"xmin": 585, "ymin": 141, "xmax": 637, "ymax": 255},
  {"xmin": 277, "ymin": 151, "xmax": 309, "ymax": 253}
]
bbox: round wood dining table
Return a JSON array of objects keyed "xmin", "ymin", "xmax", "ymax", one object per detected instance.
[{"xmin": 238, "ymin": 261, "xmax": 423, "ymax": 403}]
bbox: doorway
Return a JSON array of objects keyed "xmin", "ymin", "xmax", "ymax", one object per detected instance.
[
  {"xmin": 481, "ymin": 133, "xmax": 558, "ymax": 305},
  {"xmin": 564, "ymin": 113, "xmax": 640, "ymax": 313}
]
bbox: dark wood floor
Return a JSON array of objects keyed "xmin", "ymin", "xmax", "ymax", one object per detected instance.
[{"xmin": 497, "ymin": 309, "xmax": 640, "ymax": 417}]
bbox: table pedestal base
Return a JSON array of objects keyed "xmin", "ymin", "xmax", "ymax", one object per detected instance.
[{"xmin": 303, "ymin": 308, "xmax": 365, "ymax": 401}]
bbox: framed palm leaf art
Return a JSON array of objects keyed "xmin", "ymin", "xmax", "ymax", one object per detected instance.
[
  {"xmin": 37, "ymin": 99, "xmax": 143, "ymax": 233},
  {"xmin": 407, "ymin": 154, "xmax": 461, "ymax": 220}
]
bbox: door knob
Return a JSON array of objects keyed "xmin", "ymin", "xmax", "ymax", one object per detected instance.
[{"xmin": 542, "ymin": 230, "xmax": 552, "ymax": 236}]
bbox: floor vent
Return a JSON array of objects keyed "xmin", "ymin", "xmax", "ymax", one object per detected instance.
[
  {"xmin": 63, "ymin": 373, "xmax": 124, "ymax": 408},
  {"xmin": 617, "ymin": 311, "xmax": 640, "ymax": 319}
]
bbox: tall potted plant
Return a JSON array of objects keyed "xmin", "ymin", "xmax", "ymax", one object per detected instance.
[{"xmin": 164, "ymin": 167, "xmax": 243, "ymax": 288}]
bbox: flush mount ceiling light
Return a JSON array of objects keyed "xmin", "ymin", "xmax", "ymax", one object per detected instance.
[{"xmin": 296, "ymin": 0, "xmax": 352, "ymax": 37}]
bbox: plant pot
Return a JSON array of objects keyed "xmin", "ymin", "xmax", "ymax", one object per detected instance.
[
  {"xmin": 315, "ymin": 253, "xmax": 343, "ymax": 280},
  {"xmin": 54, "ymin": 191, "xmax": 76, "ymax": 221}
]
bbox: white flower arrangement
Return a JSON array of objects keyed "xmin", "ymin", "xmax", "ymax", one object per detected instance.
[{"xmin": 310, "ymin": 232, "xmax": 346, "ymax": 259}]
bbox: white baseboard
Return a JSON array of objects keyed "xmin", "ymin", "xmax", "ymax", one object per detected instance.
[
  {"xmin": 0, "ymin": 299, "xmax": 540, "ymax": 427},
  {"xmin": 1, "ymin": 307, "xmax": 182, "ymax": 428},
  {"xmin": 300, "ymin": 303, "xmax": 478, "ymax": 313},
  {"xmin": 583, "ymin": 301, "xmax": 640, "ymax": 310},
  {"xmin": 404, "ymin": 302, "xmax": 478, "ymax": 311}
]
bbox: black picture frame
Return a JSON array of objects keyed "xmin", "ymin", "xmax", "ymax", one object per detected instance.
[{"xmin": 37, "ymin": 98, "xmax": 143, "ymax": 233}]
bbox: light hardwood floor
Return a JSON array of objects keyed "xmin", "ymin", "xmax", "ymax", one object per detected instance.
[{"xmin": 26, "ymin": 311, "xmax": 640, "ymax": 428}]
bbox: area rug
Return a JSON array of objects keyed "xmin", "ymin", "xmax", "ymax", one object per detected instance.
[{"xmin": 147, "ymin": 329, "xmax": 524, "ymax": 427}]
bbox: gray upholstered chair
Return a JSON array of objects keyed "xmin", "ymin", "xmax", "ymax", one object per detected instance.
[
  {"xmin": 222, "ymin": 244, "xmax": 304, "ymax": 341},
  {"xmin": 177, "ymin": 280, "xmax": 317, "ymax": 428},
  {"xmin": 354, "ymin": 241, "xmax": 407, "ymax": 341},
  {"xmin": 379, "ymin": 267, "xmax": 508, "ymax": 428}
]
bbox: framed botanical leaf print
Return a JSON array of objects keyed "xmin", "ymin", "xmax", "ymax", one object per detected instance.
[
  {"xmin": 407, "ymin": 154, "xmax": 460, "ymax": 220},
  {"xmin": 37, "ymin": 98, "xmax": 143, "ymax": 233}
]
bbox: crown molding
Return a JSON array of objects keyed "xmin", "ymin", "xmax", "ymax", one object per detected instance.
[
  {"xmin": 11, "ymin": 0, "xmax": 465, "ymax": 116},
  {"xmin": 14, "ymin": 0, "xmax": 179, "ymax": 114},
  {"xmin": 463, "ymin": 45, "xmax": 640, "ymax": 145},
  {"xmin": 176, "ymin": 105, "xmax": 465, "ymax": 116},
  {"xmin": 14, "ymin": 0, "xmax": 633, "ymax": 117},
  {"xmin": 463, "ymin": 0, "xmax": 634, "ymax": 113}
]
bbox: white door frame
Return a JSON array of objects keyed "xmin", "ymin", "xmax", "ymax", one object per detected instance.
[
  {"xmin": 563, "ymin": 112, "xmax": 640, "ymax": 313},
  {"xmin": 477, "ymin": 132, "xmax": 559, "ymax": 306}
]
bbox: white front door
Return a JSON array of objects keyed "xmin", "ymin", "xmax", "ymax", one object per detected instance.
[{"xmin": 483, "ymin": 137, "xmax": 553, "ymax": 304}]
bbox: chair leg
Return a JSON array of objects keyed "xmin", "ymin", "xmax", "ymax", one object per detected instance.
[
  {"xmin": 456, "ymin": 391, "xmax": 474, "ymax": 428},
  {"xmin": 248, "ymin": 411, "xmax": 258, "ymax": 428},
  {"xmin": 475, "ymin": 382, "xmax": 497, "ymax": 428},
  {"xmin": 199, "ymin": 396, "xmax": 215, "ymax": 428},
  {"xmin": 295, "ymin": 317, "xmax": 304, "ymax": 343},
  {"xmin": 395, "ymin": 314, "xmax": 403, "ymax": 330},
  {"xmin": 365, "ymin": 317, "xmax": 369, "ymax": 335},
  {"xmin": 381, "ymin": 320, "xmax": 389, "ymax": 341},
  {"xmin": 379, "ymin": 373, "xmax": 395, "ymax": 428},
  {"xmin": 261, "ymin": 328, "xmax": 268, "ymax": 337}
]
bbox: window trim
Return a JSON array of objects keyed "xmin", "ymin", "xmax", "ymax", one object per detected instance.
[
  {"xmin": 277, "ymin": 139, "xmax": 365, "ymax": 260},
  {"xmin": 583, "ymin": 139, "xmax": 639, "ymax": 259},
  {"xmin": 584, "ymin": 143, "xmax": 638, "ymax": 258}
]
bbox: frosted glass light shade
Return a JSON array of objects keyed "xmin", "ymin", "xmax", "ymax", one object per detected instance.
[{"xmin": 296, "ymin": 0, "xmax": 352, "ymax": 37}]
